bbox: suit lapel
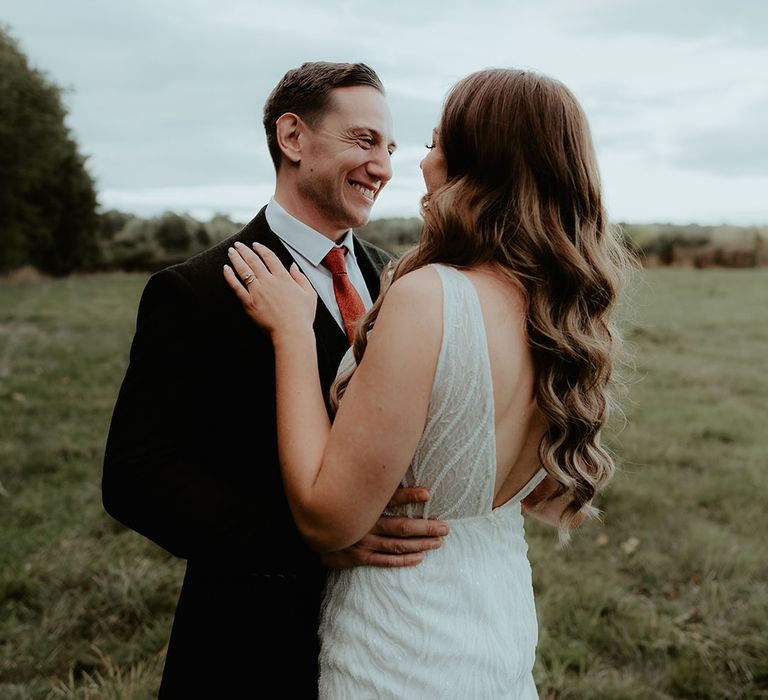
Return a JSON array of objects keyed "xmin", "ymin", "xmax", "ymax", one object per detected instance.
[
  {"xmin": 236, "ymin": 209, "xmax": 345, "ymax": 344},
  {"xmin": 234, "ymin": 210, "xmax": 300, "ymax": 276},
  {"xmin": 353, "ymin": 234, "xmax": 385, "ymax": 300},
  {"xmin": 239, "ymin": 209, "xmax": 350, "ymax": 405},
  {"xmin": 235, "ymin": 212, "xmax": 392, "ymax": 413}
]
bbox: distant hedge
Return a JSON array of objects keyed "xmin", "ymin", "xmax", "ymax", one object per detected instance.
[{"xmin": 93, "ymin": 211, "xmax": 242, "ymax": 272}]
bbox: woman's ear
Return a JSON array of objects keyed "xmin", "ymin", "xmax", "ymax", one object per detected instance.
[{"xmin": 275, "ymin": 113, "xmax": 303, "ymax": 165}]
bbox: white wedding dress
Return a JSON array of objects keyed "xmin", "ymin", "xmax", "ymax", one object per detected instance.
[{"xmin": 319, "ymin": 263, "xmax": 546, "ymax": 699}]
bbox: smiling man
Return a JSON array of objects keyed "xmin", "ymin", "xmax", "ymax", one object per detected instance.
[
  {"xmin": 268, "ymin": 73, "xmax": 395, "ymax": 236},
  {"xmin": 102, "ymin": 62, "xmax": 448, "ymax": 698}
]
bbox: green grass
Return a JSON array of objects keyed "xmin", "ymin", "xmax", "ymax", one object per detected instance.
[
  {"xmin": 1, "ymin": 269, "xmax": 766, "ymax": 699},
  {"xmin": 529, "ymin": 269, "xmax": 768, "ymax": 699},
  {"xmin": 0, "ymin": 274, "xmax": 181, "ymax": 699}
]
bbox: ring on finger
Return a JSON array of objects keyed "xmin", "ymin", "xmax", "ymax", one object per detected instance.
[{"xmin": 242, "ymin": 273, "xmax": 255, "ymax": 284}]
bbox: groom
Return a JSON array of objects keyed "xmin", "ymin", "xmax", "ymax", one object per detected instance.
[{"xmin": 102, "ymin": 62, "xmax": 448, "ymax": 698}]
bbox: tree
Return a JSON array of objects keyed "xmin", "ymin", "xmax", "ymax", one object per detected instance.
[
  {"xmin": 155, "ymin": 212, "xmax": 192, "ymax": 253},
  {"xmin": 0, "ymin": 25, "xmax": 99, "ymax": 274},
  {"xmin": 98, "ymin": 209, "xmax": 135, "ymax": 241}
]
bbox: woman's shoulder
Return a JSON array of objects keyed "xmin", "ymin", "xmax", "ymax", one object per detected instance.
[
  {"xmin": 383, "ymin": 263, "xmax": 508, "ymax": 316},
  {"xmin": 373, "ymin": 266, "xmax": 444, "ymax": 341},
  {"xmin": 384, "ymin": 265, "xmax": 444, "ymax": 305}
]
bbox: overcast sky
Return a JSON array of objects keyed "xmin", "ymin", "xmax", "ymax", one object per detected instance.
[{"xmin": 3, "ymin": 0, "xmax": 767, "ymax": 224}]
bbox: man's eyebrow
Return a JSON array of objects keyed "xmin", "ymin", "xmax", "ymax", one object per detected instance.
[{"xmin": 349, "ymin": 126, "xmax": 397, "ymax": 152}]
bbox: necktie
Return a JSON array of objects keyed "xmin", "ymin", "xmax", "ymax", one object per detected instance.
[{"xmin": 322, "ymin": 246, "xmax": 366, "ymax": 344}]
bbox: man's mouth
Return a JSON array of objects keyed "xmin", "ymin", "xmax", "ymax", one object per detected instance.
[{"xmin": 349, "ymin": 181, "xmax": 378, "ymax": 203}]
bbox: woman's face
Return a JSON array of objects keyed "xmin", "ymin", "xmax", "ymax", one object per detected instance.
[{"xmin": 420, "ymin": 128, "xmax": 447, "ymax": 193}]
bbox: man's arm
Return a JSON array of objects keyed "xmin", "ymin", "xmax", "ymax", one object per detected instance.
[
  {"xmin": 102, "ymin": 269, "xmax": 290, "ymax": 563},
  {"xmin": 322, "ymin": 487, "xmax": 449, "ymax": 569}
]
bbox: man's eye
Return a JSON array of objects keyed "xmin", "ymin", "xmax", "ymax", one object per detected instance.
[{"xmin": 358, "ymin": 138, "xmax": 374, "ymax": 148}]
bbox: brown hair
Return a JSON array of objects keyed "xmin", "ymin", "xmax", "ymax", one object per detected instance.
[
  {"xmin": 332, "ymin": 69, "xmax": 634, "ymax": 543},
  {"xmin": 262, "ymin": 61, "xmax": 384, "ymax": 171}
]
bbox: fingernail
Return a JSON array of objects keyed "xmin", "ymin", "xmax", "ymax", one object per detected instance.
[
  {"xmin": 234, "ymin": 241, "xmax": 243, "ymax": 248},
  {"xmin": 228, "ymin": 247, "xmax": 235, "ymax": 254},
  {"xmin": 253, "ymin": 242, "xmax": 260, "ymax": 247},
  {"xmin": 431, "ymin": 540, "xmax": 442, "ymax": 549},
  {"xmin": 437, "ymin": 526, "xmax": 449, "ymax": 536}
]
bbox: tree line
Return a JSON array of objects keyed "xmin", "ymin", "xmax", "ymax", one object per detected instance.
[{"xmin": 80, "ymin": 214, "xmax": 768, "ymax": 272}]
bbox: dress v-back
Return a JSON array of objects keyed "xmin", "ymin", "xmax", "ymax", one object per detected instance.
[{"xmin": 319, "ymin": 263, "xmax": 546, "ymax": 699}]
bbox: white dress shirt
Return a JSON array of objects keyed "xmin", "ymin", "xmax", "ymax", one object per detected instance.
[{"xmin": 265, "ymin": 197, "xmax": 374, "ymax": 334}]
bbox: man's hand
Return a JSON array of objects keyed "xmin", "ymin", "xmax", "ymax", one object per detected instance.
[{"xmin": 319, "ymin": 487, "xmax": 449, "ymax": 569}]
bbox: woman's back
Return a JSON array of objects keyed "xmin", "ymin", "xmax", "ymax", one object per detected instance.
[
  {"xmin": 457, "ymin": 265, "xmax": 548, "ymax": 508},
  {"xmin": 319, "ymin": 263, "xmax": 543, "ymax": 698},
  {"xmin": 386, "ymin": 263, "xmax": 546, "ymax": 521}
]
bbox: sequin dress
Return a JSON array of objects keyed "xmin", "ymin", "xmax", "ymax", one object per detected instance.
[{"xmin": 318, "ymin": 264, "xmax": 546, "ymax": 699}]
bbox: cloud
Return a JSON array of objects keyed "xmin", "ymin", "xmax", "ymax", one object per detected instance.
[
  {"xmin": 573, "ymin": 0, "xmax": 768, "ymax": 48},
  {"xmin": 3, "ymin": 0, "xmax": 768, "ymax": 222},
  {"xmin": 101, "ymin": 183, "xmax": 275, "ymax": 222},
  {"xmin": 670, "ymin": 97, "xmax": 768, "ymax": 176}
]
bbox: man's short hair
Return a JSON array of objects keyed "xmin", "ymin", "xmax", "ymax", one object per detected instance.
[{"xmin": 263, "ymin": 61, "xmax": 384, "ymax": 171}]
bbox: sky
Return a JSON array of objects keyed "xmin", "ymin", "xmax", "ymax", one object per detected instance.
[{"xmin": 3, "ymin": 0, "xmax": 767, "ymax": 225}]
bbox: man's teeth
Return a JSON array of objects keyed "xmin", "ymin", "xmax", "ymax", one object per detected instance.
[{"xmin": 350, "ymin": 182, "xmax": 375, "ymax": 201}]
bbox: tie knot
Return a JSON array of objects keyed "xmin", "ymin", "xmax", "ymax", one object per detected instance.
[{"xmin": 322, "ymin": 246, "xmax": 349, "ymax": 275}]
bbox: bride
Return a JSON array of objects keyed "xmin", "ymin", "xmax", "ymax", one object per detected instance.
[{"xmin": 224, "ymin": 68, "xmax": 629, "ymax": 698}]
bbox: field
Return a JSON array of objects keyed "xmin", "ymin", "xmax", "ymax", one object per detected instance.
[{"xmin": 0, "ymin": 268, "xmax": 766, "ymax": 699}]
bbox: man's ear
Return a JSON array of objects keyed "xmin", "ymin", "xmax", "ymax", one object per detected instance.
[{"xmin": 275, "ymin": 113, "xmax": 303, "ymax": 165}]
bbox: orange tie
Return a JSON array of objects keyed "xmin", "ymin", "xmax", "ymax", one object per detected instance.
[{"xmin": 322, "ymin": 246, "xmax": 366, "ymax": 344}]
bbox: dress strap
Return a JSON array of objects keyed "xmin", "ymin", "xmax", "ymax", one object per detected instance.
[{"xmin": 508, "ymin": 467, "xmax": 548, "ymax": 506}]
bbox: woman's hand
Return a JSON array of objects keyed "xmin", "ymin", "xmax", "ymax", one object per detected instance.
[{"xmin": 223, "ymin": 241, "xmax": 317, "ymax": 340}]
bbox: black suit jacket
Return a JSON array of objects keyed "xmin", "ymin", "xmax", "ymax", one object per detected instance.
[{"xmin": 102, "ymin": 207, "xmax": 393, "ymax": 698}]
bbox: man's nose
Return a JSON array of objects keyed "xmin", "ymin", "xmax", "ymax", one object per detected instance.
[{"xmin": 367, "ymin": 148, "xmax": 393, "ymax": 184}]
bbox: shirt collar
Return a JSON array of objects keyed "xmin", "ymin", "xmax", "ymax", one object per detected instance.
[{"xmin": 266, "ymin": 196, "xmax": 358, "ymax": 268}]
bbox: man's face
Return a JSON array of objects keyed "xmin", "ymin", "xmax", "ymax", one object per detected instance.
[{"xmin": 296, "ymin": 85, "xmax": 395, "ymax": 234}]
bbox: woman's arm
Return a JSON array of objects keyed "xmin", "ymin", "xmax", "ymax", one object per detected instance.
[{"xmin": 225, "ymin": 243, "xmax": 443, "ymax": 552}]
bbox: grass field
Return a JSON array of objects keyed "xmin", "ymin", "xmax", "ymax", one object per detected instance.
[{"xmin": 1, "ymin": 268, "xmax": 766, "ymax": 699}]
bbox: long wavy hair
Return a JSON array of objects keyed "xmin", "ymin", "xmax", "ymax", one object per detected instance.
[{"xmin": 331, "ymin": 69, "xmax": 633, "ymax": 542}]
